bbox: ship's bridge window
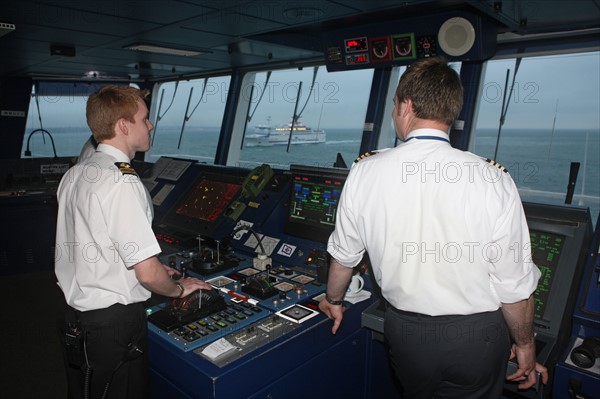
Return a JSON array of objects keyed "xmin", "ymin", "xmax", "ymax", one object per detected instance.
[
  {"xmin": 470, "ymin": 51, "xmax": 600, "ymax": 221},
  {"xmin": 234, "ymin": 66, "xmax": 374, "ymax": 169},
  {"xmin": 21, "ymin": 83, "xmax": 111, "ymax": 158},
  {"xmin": 379, "ymin": 63, "xmax": 462, "ymax": 149},
  {"xmin": 146, "ymin": 75, "xmax": 231, "ymax": 164}
]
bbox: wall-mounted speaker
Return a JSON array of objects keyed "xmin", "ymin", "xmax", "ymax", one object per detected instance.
[{"xmin": 438, "ymin": 17, "xmax": 476, "ymax": 57}]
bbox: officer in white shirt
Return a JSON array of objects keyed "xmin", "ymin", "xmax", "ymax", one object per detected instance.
[
  {"xmin": 77, "ymin": 134, "xmax": 97, "ymax": 162},
  {"xmin": 55, "ymin": 86, "xmax": 210, "ymax": 399},
  {"xmin": 319, "ymin": 58, "xmax": 548, "ymax": 398}
]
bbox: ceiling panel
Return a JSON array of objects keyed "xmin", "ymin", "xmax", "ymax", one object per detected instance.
[
  {"xmin": 11, "ymin": 25, "xmax": 121, "ymax": 47},
  {"xmin": 0, "ymin": 0, "xmax": 598, "ymax": 81},
  {"xmin": 3, "ymin": 2, "xmax": 161, "ymax": 37},
  {"xmin": 32, "ymin": 0, "xmax": 219, "ymax": 25},
  {"xmin": 182, "ymin": 11, "xmax": 288, "ymax": 37}
]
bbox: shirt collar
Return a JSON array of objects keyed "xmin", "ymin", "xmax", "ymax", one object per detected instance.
[
  {"xmin": 404, "ymin": 128, "xmax": 450, "ymax": 143},
  {"xmin": 96, "ymin": 143, "xmax": 131, "ymax": 163}
]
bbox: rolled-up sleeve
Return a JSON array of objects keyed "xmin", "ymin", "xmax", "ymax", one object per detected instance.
[
  {"xmin": 488, "ymin": 188, "xmax": 541, "ymax": 303},
  {"xmin": 327, "ymin": 172, "xmax": 365, "ymax": 268},
  {"xmin": 107, "ymin": 177, "xmax": 162, "ymax": 268}
]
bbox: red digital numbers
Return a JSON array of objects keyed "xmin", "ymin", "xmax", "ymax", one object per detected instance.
[{"xmin": 345, "ymin": 37, "xmax": 367, "ymax": 53}]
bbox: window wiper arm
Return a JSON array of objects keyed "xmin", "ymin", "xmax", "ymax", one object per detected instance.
[
  {"xmin": 493, "ymin": 57, "xmax": 521, "ymax": 160},
  {"xmin": 151, "ymin": 81, "xmax": 180, "ymax": 146},
  {"xmin": 177, "ymin": 78, "xmax": 207, "ymax": 150}
]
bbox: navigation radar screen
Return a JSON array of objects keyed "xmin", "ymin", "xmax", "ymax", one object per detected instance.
[
  {"xmin": 284, "ymin": 169, "xmax": 347, "ymax": 243},
  {"xmin": 530, "ymin": 230, "xmax": 565, "ymax": 320},
  {"xmin": 176, "ymin": 178, "xmax": 241, "ymax": 222}
]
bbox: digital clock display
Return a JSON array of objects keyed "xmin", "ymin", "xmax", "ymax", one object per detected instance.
[
  {"xmin": 345, "ymin": 53, "xmax": 369, "ymax": 65},
  {"xmin": 345, "ymin": 37, "xmax": 368, "ymax": 53}
]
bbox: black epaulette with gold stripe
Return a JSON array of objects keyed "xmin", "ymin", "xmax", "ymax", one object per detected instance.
[
  {"xmin": 354, "ymin": 150, "xmax": 378, "ymax": 164},
  {"xmin": 485, "ymin": 158, "xmax": 508, "ymax": 173},
  {"xmin": 114, "ymin": 162, "xmax": 138, "ymax": 176}
]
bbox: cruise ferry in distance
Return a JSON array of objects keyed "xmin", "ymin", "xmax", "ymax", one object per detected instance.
[{"xmin": 246, "ymin": 118, "xmax": 326, "ymax": 147}]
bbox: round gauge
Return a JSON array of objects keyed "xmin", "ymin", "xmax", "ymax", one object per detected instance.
[
  {"xmin": 369, "ymin": 37, "xmax": 391, "ymax": 61},
  {"xmin": 372, "ymin": 42, "xmax": 389, "ymax": 59},
  {"xmin": 394, "ymin": 38, "xmax": 412, "ymax": 57},
  {"xmin": 438, "ymin": 17, "xmax": 476, "ymax": 57}
]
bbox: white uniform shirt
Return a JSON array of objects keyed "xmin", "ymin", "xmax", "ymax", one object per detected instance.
[
  {"xmin": 55, "ymin": 144, "xmax": 162, "ymax": 311},
  {"xmin": 328, "ymin": 128, "xmax": 541, "ymax": 316}
]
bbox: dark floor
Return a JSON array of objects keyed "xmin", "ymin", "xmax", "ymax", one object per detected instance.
[{"xmin": 0, "ymin": 271, "xmax": 67, "ymax": 398}]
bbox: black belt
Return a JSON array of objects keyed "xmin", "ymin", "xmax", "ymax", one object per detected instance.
[
  {"xmin": 71, "ymin": 302, "xmax": 145, "ymax": 324},
  {"xmin": 386, "ymin": 303, "xmax": 500, "ymax": 321},
  {"xmin": 387, "ymin": 304, "xmax": 443, "ymax": 318}
]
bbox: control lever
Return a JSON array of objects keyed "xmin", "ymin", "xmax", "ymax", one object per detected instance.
[
  {"xmin": 180, "ymin": 264, "xmax": 187, "ymax": 279},
  {"xmin": 196, "ymin": 235, "xmax": 204, "ymax": 256},
  {"xmin": 215, "ymin": 240, "xmax": 221, "ymax": 264}
]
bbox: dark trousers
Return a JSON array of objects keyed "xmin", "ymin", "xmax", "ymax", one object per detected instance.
[
  {"xmin": 56, "ymin": 287, "xmax": 150, "ymax": 399},
  {"xmin": 384, "ymin": 306, "xmax": 510, "ymax": 399}
]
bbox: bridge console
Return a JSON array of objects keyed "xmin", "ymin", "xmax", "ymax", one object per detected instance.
[{"xmin": 143, "ymin": 157, "xmax": 592, "ymax": 399}]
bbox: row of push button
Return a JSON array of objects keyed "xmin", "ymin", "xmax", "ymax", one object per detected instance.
[{"xmin": 172, "ymin": 302, "xmax": 263, "ymax": 342}]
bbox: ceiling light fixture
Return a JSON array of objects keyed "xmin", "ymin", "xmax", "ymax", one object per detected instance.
[
  {"xmin": 124, "ymin": 43, "xmax": 206, "ymax": 57},
  {"xmin": 282, "ymin": 7, "xmax": 324, "ymax": 19}
]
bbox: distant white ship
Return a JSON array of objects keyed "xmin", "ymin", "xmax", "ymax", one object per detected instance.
[{"xmin": 246, "ymin": 118, "xmax": 326, "ymax": 147}]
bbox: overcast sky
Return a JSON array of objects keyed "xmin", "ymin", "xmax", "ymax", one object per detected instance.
[
  {"xmin": 475, "ymin": 52, "xmax": 600, "ymax": 131},
  {"xmin": 31, "ymin": 52, "xmax": 599, "ymax": 134}
]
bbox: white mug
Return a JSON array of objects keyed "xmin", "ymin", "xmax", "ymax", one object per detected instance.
[{"xmin": 346, "ymin": 275, "xmax": 364, "ymax": 296}]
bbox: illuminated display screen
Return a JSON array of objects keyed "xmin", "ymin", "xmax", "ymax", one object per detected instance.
[
  {"xmin": 345, "ymin": 37, "xmax": 368, "ymax": 53},
  {"xmin": 175, "ymin": 178, "xmax": 241, "ymax": 222},
  {"xmin": 284, "ymin": 171, "xmax": 347, "ymax": 243},
  {"xmin": 530, "ymin": 230, "xmax": 565, "ymax": 320}
]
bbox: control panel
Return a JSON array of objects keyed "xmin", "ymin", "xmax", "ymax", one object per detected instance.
[
  {"xmin": 147, "ymin": 289, "xmax": 268, "ymax": 352},
  {"xmin": 144, "ymin": 161, "xmax": 346, "ymax": 367}
]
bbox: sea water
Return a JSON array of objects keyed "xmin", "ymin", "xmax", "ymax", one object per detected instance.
[{"xmin": 25, "ymin": 126, "xmax": 600, "ymax": 220}]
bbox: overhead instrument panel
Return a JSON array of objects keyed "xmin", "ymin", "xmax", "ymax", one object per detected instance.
[{"xmin": 323, "ymin": 11, "xmax": 497, "ymax": 71}]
